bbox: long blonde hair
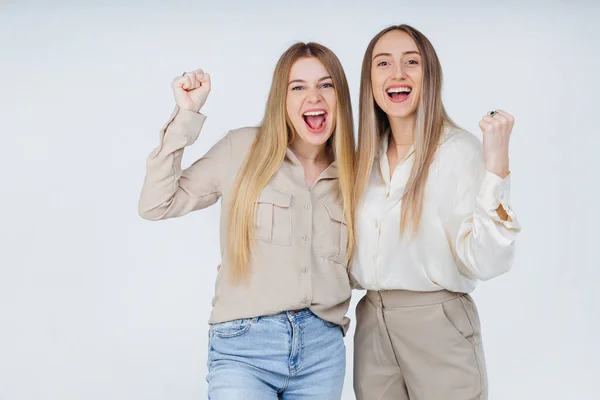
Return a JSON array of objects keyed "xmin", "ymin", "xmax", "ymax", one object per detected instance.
[
  {"xmin": 227, "ymin": 42, "xmax": 356, "ymax": 283},
  {"xmin": 355, "ymin": 25, "xmax": 456, "ymax": 235}
]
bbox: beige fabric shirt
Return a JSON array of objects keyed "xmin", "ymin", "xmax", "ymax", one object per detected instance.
[{"xmin": 139, "ymin": 106, "xmax": 352, "ymax": 333}]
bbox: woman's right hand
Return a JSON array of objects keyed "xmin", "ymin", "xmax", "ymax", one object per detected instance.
[{"xmin": 171, "ymin": 69, "xmax": 211, "ymax": 113}]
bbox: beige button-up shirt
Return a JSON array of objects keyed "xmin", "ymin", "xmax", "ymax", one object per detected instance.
[{"xmin": 139, "ymin": 106, "xmax": 351, "ymax": 333}]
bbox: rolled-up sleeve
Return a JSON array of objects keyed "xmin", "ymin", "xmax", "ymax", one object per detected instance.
[{"xmin": 138, "ymin": 106, "xmax": 231, "ymax": 220}]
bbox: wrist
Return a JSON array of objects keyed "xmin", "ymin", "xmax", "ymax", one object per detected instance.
[
  {"xmin": 485, "ymin": 161, "xmax": 510, "ymax": 178},
  {"xmin": 179, "ymin": 104, "xmax": 201, "ymax": 114}
]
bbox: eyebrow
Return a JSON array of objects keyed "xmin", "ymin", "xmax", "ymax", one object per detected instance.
[
  {"xmin": 288, "ymin": 76, "xmax": 332, "ymax": 86},
  {"xmin": 373, "ymin": 51, "xmax": 421, "ymax": 60}
]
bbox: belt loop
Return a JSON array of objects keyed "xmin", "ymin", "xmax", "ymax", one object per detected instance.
[{"xmin": 377, "ymin": 291, "xmax": 384, "ymax": 308}]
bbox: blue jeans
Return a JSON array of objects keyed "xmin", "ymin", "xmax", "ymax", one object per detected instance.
[{"xmin": 207, "ymin": 309, "xmax": 346, "ymax": 399}]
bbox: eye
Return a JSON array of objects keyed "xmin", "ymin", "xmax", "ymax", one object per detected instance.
[
  {"xmin": 291, "ymin": 85, "xmax": 304, "ymax": 91},
  {"xmin": 377, "ymin": 60, "xmax": 390, "ymax": 67},
  {"xmin": 406, "ymin": 59, "xmax": 419, "ymax": 65},
  {"xmin": 320, "ymin": 82, "xmax": 334, "ymax": 89}
]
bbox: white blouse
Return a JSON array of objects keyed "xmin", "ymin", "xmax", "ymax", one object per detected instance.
[{"xmin": 350, "ymin": 126, "xmax": 521, "ymax": 293}]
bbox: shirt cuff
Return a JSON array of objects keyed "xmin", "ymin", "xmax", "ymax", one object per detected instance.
[
  {"xmin": 164, "ymin": 105, "xmax": 207, "ymax": 143},
  {"xmin": 477, "ymin": 170, "xmax": 512, "ymax": 212}
]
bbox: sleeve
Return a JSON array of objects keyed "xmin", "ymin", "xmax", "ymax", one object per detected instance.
[
  {"xmin": 449, "ymin": 150, "xmax": 522, "ymax": 281},
  {"xmin": 138, "ymin": 106, "xmax": 231, "ymax": 221}
]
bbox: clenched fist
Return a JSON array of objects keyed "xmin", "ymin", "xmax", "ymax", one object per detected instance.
[
  {"xmin": 479, "ymin": 109, "xmax": 515, "ymax": 179},
  {"xmin": 171, "ymin": 68, "xmax": 211, "ymax": 113}
]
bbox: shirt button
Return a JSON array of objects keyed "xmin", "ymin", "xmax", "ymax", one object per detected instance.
[
  {"xmin": 301, "ymin": 299, "xmax": 310, "ymax": 305},
  {"xmin": 302, "ymin": 267, "xmax": 309, "ymax": 274},
  {"xmin": 304, "ymin": 204, "xmax": 311, "ymax": 210},
  {"xmin": 303, "ymin": 235, "xmax": 309, "ymax": 241}
]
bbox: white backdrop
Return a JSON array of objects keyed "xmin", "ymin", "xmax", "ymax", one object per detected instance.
[{"xmin": 2, "ymin": 1, "xmax": 599, "ymax": 399}]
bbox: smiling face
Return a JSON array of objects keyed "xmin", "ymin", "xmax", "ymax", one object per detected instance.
[
  {"xmin": 286, "ymin": 57, "xmax": 337, "ymax": 147},
  {"xmin": 371, "ymin": 30, "xmax": 423, "ymax": 121}
]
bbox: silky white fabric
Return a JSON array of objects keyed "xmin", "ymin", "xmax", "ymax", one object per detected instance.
[{"xmin": 350, "ymin": 126, "xmax": 522, "ymax": 293}]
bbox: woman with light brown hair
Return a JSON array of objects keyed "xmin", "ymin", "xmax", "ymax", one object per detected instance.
[
  {"xmin": 138, "ymin": 42, "xmax": 355, "ymax": 399},
  {"xmin": 351, "ymin": 25, "xmax": 522, "ymax": 399}
]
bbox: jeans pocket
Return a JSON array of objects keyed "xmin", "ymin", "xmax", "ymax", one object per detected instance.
[
  {"xmin": 210, "ymin": 317, "xmax": 258, "ymax": 338},
  {"xmin": 320, "ymin": 318, "xmax": 341, "ymax": 329}
]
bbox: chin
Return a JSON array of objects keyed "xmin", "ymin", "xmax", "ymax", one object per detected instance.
[
  {"xmin": 299, "ymin": 130, "xmax": 331, "ymax": 146},
  {"xmin": 294, "ymin": 119, "xmax": 333, "ymax": 145},
  {"xmin": 384, "ymin": 105, "xmax": 416, "ymax": 119}
]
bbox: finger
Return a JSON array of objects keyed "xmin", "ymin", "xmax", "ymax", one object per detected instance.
[
  {"xmin": 192, "ymin": 68, "xmax": 205, "ymax": 76},
  {"xmin": 494, "ymin": 109, "xmax": 515, "ymax": 124},
  {"xmin": 179, "ymin": 75, "xmax": 188, "ymax": 89},
  {"xmin": 180, "ymin": 75, "xmax": 190, "ymax": 90},
  {"xmin": 200, "ymin": 73, "xmax": 211, "ymax": 90},
  {"xmin": 483, "ymin": 115, "xmax": 503, "ymax": 129},
  {"xmin": 185, "ymin": 75, "xmax": 195, "ymax": 90},
  {"xmin": 188, "ymin": 73, "xmax": 198, "ymax": 89},
  {"xmin": 479, "ymin": 120, "xmax": 493, "ymax": 132},
  {"xmin": 173, "ymin": 75, "xmax": 186, "ymax": 87},
  {"xmin": 184, "ymin": 73, "xmax": 193, "ymax": 89},
  {"xmin": 491, "ymin": 114, "xmax": 508, "ymax": 125},
  {"xmin": 187, "ymin": 75, "xmax": 195, "ymax": 89},
  {"xmin": 196, "ymin": 72, "xmax": 209, "ymax": 85}
]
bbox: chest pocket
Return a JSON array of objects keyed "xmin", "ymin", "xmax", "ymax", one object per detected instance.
[
  {"xmin": 319, "ymin": 204, "xmax": 349, "ymax": 265},
  {"xmin": 256, "ymin": 187, "xmax": 292, "ymax": 246}
]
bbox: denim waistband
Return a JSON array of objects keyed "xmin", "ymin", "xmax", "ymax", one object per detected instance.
[{"xmin": 258, "ymin": 308, "xmax": 314, "ymax": 322}]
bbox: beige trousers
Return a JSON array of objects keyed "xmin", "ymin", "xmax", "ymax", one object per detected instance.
[{"xmin": 354, "ymin": 290, "xmax": 488, "ymax": 400}]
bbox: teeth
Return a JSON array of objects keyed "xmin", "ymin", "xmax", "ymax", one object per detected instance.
[
  {"xmin": 387, "ymin": 87, "xmax": 412, "ymax": 94},
  {"xmin": 303, "ymin": 111, "xmax": 325, "ymax": 116}
]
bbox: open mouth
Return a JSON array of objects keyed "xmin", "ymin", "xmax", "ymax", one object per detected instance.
[
  {"xmin": 302, "ymin": 109, "xmax": 328, "ymax": 134},
  {"xmin": 386, "ymin": 86, "xmax": 412, "ymax": 103}
]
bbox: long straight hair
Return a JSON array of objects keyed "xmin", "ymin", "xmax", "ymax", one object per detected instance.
[
  {"xmin": 227, "ymin": 42, "xmax": 356, "ymax": 283},
  {"xmin": 355, "ymin": 25, "xmax": 456, "ymax": 235}
]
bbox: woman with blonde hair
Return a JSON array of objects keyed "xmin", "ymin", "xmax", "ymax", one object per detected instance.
[
  {"xmin": 138, "ymin": 42, "xmax": 355, "ymax": 399},
  {"xmin": 351, "ymin": 25, "xmax": 522, "ymax": 399}
]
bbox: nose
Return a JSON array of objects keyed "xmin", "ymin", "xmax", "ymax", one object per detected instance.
[
  {"xmin": 306, "ymin": 87, "xmax": 322, "ymax": 104},
  {"xmin": 392, "ymin": 63, "xmax": 407, "ymax": 80}
]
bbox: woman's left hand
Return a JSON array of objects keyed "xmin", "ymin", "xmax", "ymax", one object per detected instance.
[{"xmin": 479, "ymin": 109, "xmax": 515, "ymax": 179}]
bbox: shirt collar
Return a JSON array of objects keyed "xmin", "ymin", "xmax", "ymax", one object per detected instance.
[
  {"xmin": 285, "ymin": 147, "xmax": 338, "ymax": 179},
  {"xmin": 377, "ymin": 129, "xmax": 415, "ymax": 185}
]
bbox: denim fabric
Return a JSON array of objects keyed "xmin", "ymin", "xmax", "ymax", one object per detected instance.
[{"xmin": 207, "ymin": 309, "xmax": 346, "ymax": 399}]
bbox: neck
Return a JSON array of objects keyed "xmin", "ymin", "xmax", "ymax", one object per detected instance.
[
  {"xmin": 388, "ymin": 115, "xmax": 415, "ymax": 146},
  {"xmin": 289, "ymin": 140, "xmax": 329, "ymax": 163}
]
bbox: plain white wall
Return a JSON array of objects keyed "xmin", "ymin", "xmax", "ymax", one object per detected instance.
[{"xmin": 2, "ymin": 1, "xmax": 599, "ymax": 399}]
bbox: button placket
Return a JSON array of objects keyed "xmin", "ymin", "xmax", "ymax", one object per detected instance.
[{"xmin": 299, "ymin": 192, "xmax": 312, "ymax": 309}]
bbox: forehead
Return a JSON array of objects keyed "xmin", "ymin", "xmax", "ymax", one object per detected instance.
[
  {"xmin": 373, "ymin": 30, "xmax": 418, "ymax": 55},
  {"xmin": 289, "ymin": 57, "xmax": 329, "ymax": 79}
]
